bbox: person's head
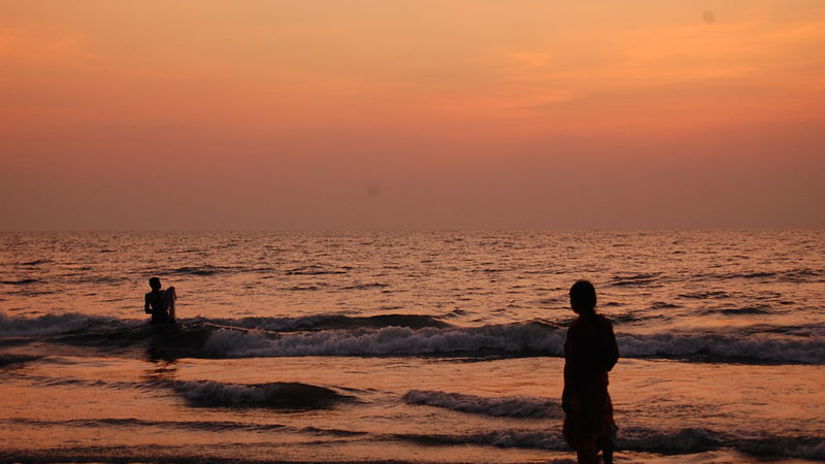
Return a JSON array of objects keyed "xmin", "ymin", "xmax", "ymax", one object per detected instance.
[
  {"xmin": 149, "ymin": 277, "xmax": 162, "ymax": 291},
  {"xmin": 569, "ymin": 280, "xmax": 597, "ymax": 315}
]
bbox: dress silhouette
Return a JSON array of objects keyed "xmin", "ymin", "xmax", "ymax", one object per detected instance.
[{"xmin": 562, "ymin": 280, "xmax": 619, "ymax": 464}]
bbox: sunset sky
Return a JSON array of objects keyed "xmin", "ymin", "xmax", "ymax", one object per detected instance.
[{"xmin": 2, "ymin": 0, "xmax": 824, "ymax": 230}]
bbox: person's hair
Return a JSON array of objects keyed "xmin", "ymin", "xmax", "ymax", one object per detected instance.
[
  {"xmin": 569, "ymin": 280, "xmax": 597, "ymax": 314},
  {"xmin": 149, "ymin": 277, "xmax": 162, "ymax": 290}
]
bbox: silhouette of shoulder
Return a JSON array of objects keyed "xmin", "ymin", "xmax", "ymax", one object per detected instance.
[{"xmin": 567, "ymin": 314, "xmax": 618, "ymax": 372}]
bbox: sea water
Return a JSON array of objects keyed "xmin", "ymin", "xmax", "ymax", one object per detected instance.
[{"xmin": 1, "ymin": 231, "xmax": 824, "ymax": 463}]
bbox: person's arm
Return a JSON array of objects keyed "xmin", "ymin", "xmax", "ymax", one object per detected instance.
[
  {"xmin": 144, "ymin": 294, "xmax": 152, "ymax": 314},
  {"xmin": 166, "ymin": 287, "xmax": 176, "ymax": 321},
  {"xmin": 562, "ymin": 371, "xmax": 572, "ymax": 413},
  {"xmin": 562, "ymin": 328, "xmax": 574, "ymax": 413},
  {"xmin": 602, "ymin": 319, "xmax": 619, "ymax": 371}
]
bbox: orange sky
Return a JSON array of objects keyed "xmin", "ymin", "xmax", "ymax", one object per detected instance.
[{"xmin": 1, "ymin": 1, "xmax": 824, "ymax": 229}]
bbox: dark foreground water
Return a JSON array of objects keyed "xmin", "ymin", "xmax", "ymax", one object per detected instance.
[{"xmin": 1, "ymin": 231, "xmax": 824, "ymax": 463}]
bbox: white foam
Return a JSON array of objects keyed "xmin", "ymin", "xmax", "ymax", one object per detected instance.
[
  {"xmin": 0, "ymin": 313, "xmax": 115, "ymax": 337},
  {"xmin": 618, "ymin": 333, "xmax": 825, "ymax": 364},
  {"xmin": 201, "ymin": 322, "xmax": 825, "ymax": 364},
  {"xmin": 4, "ymin": 313, "xmax": 822, "ymax": 364},
  {"xmin": 203, "ymin": 323, "xmax": 565, "ymax": 357}
]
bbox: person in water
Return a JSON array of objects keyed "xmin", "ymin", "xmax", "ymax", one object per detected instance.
[
  {"xmin": 144, "ymin": 277, "xmax": 176, "ymax": 324},
  {"xmin": 562, "ymin": 280, "xmax": 619, "ymax": 464}
]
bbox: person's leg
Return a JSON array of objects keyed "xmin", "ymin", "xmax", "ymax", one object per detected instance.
[
  {"xmin": 575, "ymin": 436, "xmax": 598, "ymax": 464},
  {"xmin": 597, "ymin": 405, "xmax": 617, "ymax": 464},
  {"xmin": 601, "ymin": 443, "xmax": 613, "ymax": 464}
]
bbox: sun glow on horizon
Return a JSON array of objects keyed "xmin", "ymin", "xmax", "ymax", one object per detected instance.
[{"xmin": 1, "ymin": 1, "xmax": 824, "ymax": 230}]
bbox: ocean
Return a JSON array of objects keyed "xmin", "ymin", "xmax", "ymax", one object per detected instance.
[{"xmin": 1, "ymin": 230, "xmax": 824, "ymax": 463}]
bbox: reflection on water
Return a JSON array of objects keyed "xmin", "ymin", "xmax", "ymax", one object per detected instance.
[
  {"xmin": 143, "ymin": 358, "xmax": 178, "ymax": 384},
  {"xmin": 1, "ymin": 231, "xmax": 824, "ymax": 463}
]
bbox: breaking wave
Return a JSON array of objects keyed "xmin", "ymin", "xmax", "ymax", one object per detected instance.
[
  {"xmin": 171, "ymin": 380, "xmax": 354, "ymax": 409},
  {"xmin": 0, "ymin": 313, "xmax": 120, "ymax": 337},
  {"xmin": 2, "ymin": 314, "xmax": 822, "ymax": 364},
  {"xmin": 201, "ymin": 323, "xmax": 824, "ymax": 364},
  {"xmin": 619, "ymin": 332, "xmax": 825, "ymax": 364},
  {"xmin": 397, "ymin": 426, "xmax": 825, "ymax": 460},
  {"xmin": 403, "ymin": 390, "xmax": 562, "ymax": 418},
  {"xmin": 202, "ymin": 322, "xmax": 564, "ymax": 358}
]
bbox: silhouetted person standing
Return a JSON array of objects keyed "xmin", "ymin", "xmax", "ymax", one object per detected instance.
[
  {"xmin": 562, "ymin": 280, "xmax": 619, "ymax": 464},
  {"xmin": 145, "ymin": 277, "xmax": 176, "ymax": 324}
]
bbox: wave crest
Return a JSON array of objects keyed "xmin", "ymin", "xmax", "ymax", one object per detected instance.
[
  {"xmin": 200, "ymin": 322, "xmax": 824, "ymax": 364},
  {"xmin": 3, "ymin": 314, "xmax": 822, "ymax": 364},
  {"xmin": 620, "ymin": 333, "xmax": 825, "ymax": 364},
  {"xmin": 0, "ymin": 313, "xmax": 118, "ymax": 337},
  {"xmin": 203, "ymin": 322, "xmax": 564, "ymax": 358},
  {"xmin": 397, "ymin": 426, "xmax": 825, "ymax": 459},
  {"xmin": 403, "ymin": 390, "xmax": 562, "ymax": 418},
  {"xmin": 171, "ymin": 380, "xmax": 353, "ymax": 409}
]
